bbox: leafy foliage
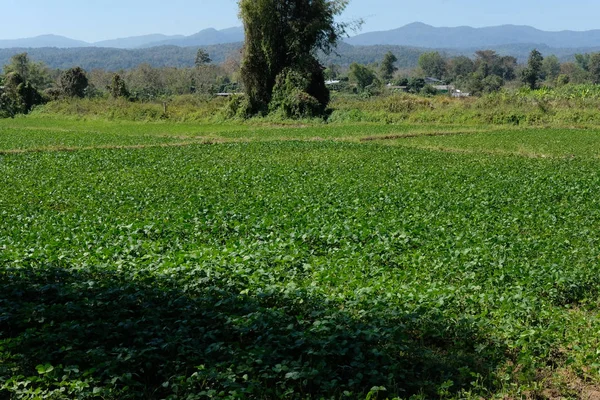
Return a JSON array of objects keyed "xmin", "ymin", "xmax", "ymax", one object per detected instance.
[
  {"xmin": 521, "ymin": 49, "xmax": 544, "ymax": 89},
  {"xmin": 1, "ymin": 117, "xmax": 600, "ymax": 399},
  {"xmin": 474, "ymin": 50, "xmax": 517, "ymax": 81},
  {"xmin": 239, "ymin": 0, "xmax": 353, "ymax": 115},
  {"xmin": 418, "ymin": 51, "xmax": 447, "ymax": 79},
  {"xmin": 58, "ymin": 67, "xmax": 89, "ymax": 98},
  {"xmin": 0, "ymin": 45, "xmax": 242, "ymax": 71},
  {"xmin": 195, "ymin": 49, "xmax": 212, "ymax": 67},
  {"xmin": 588, "ymin": 52, "xmax": 600, "ymax": 84},
  {"xmin": 542, "ymin": 54, "xmax": 561, "ymax": 81},
  {"xmin": 447, "ymin": 56, "xmax": 475, "ymax": 81},
  {"xmin": 379, "ymin": 51, "xmax": 398, "ymax": 82},
  {"xmin": 269, "ymin": 67, "xmax": 328, "ymax": 118},
  {"xmin": 0, "ymin": 72, "xmax": 44, "ymax": 115},
  {"xmin": 108, "ymin": 73, "xmax": 130, "ymax": 99},
  {"xmin": 348, "ymin": 63, "xmax": 378, "ymax": 91},
  {"xmin": 2, "ymin": 52, "xmax": 53, "ymax": 90}
]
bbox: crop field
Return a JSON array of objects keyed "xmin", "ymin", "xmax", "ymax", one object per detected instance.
[{"xmin": 1, "ymin": 117, "xmax": 600, "ymax": 399}]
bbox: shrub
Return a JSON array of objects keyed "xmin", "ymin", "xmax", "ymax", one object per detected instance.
[
  {"xmin": 0, "ymin": 87, "xmax": 11, "ymax": 118},
  {"xmin": 555, "ymin": 74, "xmax": 570, "ymax": 86},
  {"xmin": 108, "ymin": 74, "xmax": 130, "ymax": 99},
  {"xmin": 222, "ymin": 95, "xmax": 253, "ymax": 119},
  {"xmin": 269, "ymin": 68, "xmax": 327, "ymax": 119},
  {"xmin": 420, "ymin": 84, "xmax": 439, "ymax": 96},
  {"xmin": 43, "ymin": 87, "xmax": 63, "ymax": 101},
  {"xmin": 59, "ymin": 67, "xmax": 89, "ymax": 98},
  {"xmin": 1, "ymin": 72, "xmax": 44, "ymax": 115}
]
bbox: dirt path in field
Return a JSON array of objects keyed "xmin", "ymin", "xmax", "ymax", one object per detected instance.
[
  {"xmin": 359, "ymin": 129, "xmax": 494, "ymax": 142},
  {"xmin": 0, "ymin": 138, "xmax": 556, "ymax": 159},
  {"xmin": 388, "ymin": 143, "xmax": 563, "ymax": 159},
  {"xmin": 0, "ymin": 127, "xmax": 576, "ymax": 160},
  {"xmin": 0, "ymin": 129, "xmax": 489, "ymax": 155},
  {"xmin": 0, "ymin": 139, "xmax": 226, "ymax": 155}
]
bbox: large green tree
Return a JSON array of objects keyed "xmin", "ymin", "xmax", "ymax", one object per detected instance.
[
  {"xmin": 575, "ymin": 53, "xmax": 591, "ymax": 71},
  {"xmin": 418, "ymin": 52, "xmax": 447, "ymax": 80},
  {"xmin": 59, "ymin": 67, "xmax": 89, "ymax": 98},
  {"xmin": 379, "ymin": 51, "xmax": 398, "ymax": 82},
  {"xmin": 348, "ymin": 63, "xmax": 377, "ymax": 90},
  {"xmin": 473, "ymin": 51, "xmax": 516, "ymax": 81},
  {"xmin": 108, "ymin": 73, "xmax": 130, "ymax": 99},
  {"xmin": 239, "ymin": 0, "xmax": 356, "ymax": 116},
  {"xmin": 447, "ymin": 56, "xmax": 475, "ymax": 81},
  {"xmin": 588, "ymin": 53, "xmax": 600, "ymax": 84},
  {"xmin": 521, "ymin": 49, "xmax": 544, "ymax": 89},
  {"xmin": 195, "ymin": 49, "xmax": 212, "ymax": 68},
  {"xmin": 542, "ymin": 55, "xmax": 561, "ymax": 81},
  {"xmin": 3, "ymin": 53, "xmax": 53, "ymax": 90},
  {"xmin": 324, "ymin": 63, "xmax": 341, "ymax": 81},
  {"xmin": 1, "ymin": 72, "xmax": 43, "ymax": 116}
]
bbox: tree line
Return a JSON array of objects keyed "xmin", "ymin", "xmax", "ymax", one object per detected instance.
[
  {"xmin": 319, "ymin": 47, "xmax": 600, "ymax": 97},
  {"xmin": 0, "ymin": 50, "xmax": 240, "ymax": 117},
  {"xmin": 3, "ymin": 37, "xmax": 600, "ymax": 119},
  {"xmin": 414, "ymin": 49, "xmax": 600, "ymax": 93}
]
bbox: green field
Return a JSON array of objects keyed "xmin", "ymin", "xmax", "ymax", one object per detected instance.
[{"xmin": 1, "ymin": 117, "xmax": 600, "ymax": 399}]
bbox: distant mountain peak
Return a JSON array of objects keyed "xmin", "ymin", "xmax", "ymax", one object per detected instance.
[
  {"xmin": 141, "ymin": 27, "xmax": 244, "ymax": 48},
  {"xmin": 0, "ymin": 34, "xmax": 89, "ymax": 49}
]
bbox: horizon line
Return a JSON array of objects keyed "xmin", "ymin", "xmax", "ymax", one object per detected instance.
[{"xmin": 2, "ymin": 21, "xmax": 600, "ymax": 43}]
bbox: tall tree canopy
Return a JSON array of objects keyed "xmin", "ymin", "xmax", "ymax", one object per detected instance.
[
  {"xmin": 3, "ymin": 52, "xmax": 53, "ymax": 90},
  {"xmin": 447, "ymin": 56, "xmax": 475, "ymax": 81},
  {"xmin": 195, "ymin": 49, "xmax": 212, "ymax": 67},
  {"xmin": 59, "ymin": 67, "xmax": 89, "ymax": 98},
  {"xmin": 1, "ymin": 72, "xmax": 43, "ymax": 116},
  {"xmin": 379, "ymin": 52, "xmax": 398, "ymax": 82},
  {"xmin": 542, "ymin": 55, "xmax": 561, "ymax": 81},
  {"xmin": 349, "ymin": 63, "xmax": 377, "ymax": 90},
  {"xmin": 418, "ymin": 52, "xmax": 447, "ymax": 80},
  {"xmin": 575, "ymin": 53, "xmax": 591, "ymax": 71},
  {"xmin": 588, "ymin": 53, "xmax": 600, "ymax": 84},
  {"xmin": 521, "ymin": 49, "xmax": 544, "ymax": 89},
  {"xmin": 474, "ymin": 50, "xmax": 516, "ymax": 81},
  {"xmin": 239, "ymin": 0, "xmax": 357, "ymax": 116}
]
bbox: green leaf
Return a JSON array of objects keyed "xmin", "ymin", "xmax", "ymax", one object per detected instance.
[
  {"xmin": 36, "ymin": 363, "xmax": 54, "ymax": 375},
  {"xmin": 285, "ymin": 372, "xmax": 301, "ymax": 380}
]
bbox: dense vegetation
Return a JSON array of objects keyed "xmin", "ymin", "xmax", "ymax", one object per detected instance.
[
  {"xmin": 1, "ymin": 116, "xmax": 600, "ymax": 399},
  {"xmin": 0, "ymin": 43, "xmax": 426, "ymax": 74},
  {"xmin": 0, "ymin": 45, "xmax": 241, "ymax": 71},
  {"xmin": 3, "ymin": 42, "xmax": 600, "ymax": 73},
  {"xmin": 22, "ymin": 84, "xmax": 600, "ymax": 129},
  {"xmin": 238, "ymin": 0, "xmax": 356, "ymax": 117},
  {"xmin": 3, "ymin": 4, "xmax": 600, "ymax": 397},
  {"xmin": 5, "ymin": 38, "xmax": 600, "ymax": 121}
]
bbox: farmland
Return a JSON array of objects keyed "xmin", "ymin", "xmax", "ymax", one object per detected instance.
[{"xmin": 1, "ymin": 117, "xmax": 600, "ymax": 399}]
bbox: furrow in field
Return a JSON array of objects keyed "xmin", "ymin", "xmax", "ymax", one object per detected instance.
[
  {"xmin": 0, "ymin": 139, "xmax": 225, "ymax": 154},
  {"xmin": 359, "ymin": 129, "xmax": 494, "ymax": 142}
]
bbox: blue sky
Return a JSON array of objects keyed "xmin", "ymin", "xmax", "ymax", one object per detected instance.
[{"xmin": 2, "ymin": 0, "xmax": 600, "ymax": 42}]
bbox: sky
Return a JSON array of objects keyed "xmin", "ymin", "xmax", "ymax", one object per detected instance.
[{"xmin": 2, "ymin": 0, "xmax": 600, "ymax": 42}]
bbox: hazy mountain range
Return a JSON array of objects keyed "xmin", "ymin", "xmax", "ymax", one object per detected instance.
[
  {"xmin": 346, "ymin": 22, "xmax": 600, "ymax": 48},
  {"xmin": 347, "ymin": 22, "xmax": 600, "ymax": 49},
  {"xmin": 0, "ymin": 28, "xmax": 245, "ymax": 49},
  {"xmin": 2, "ymin": 23, "xmax": 600, "ymax": 72},
  {"xmin": 3, "ymin": 23, "xmax": 600, "ymax": 50}
]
